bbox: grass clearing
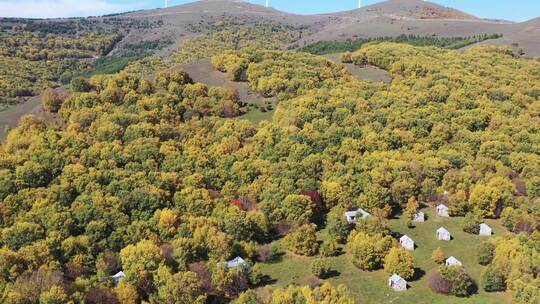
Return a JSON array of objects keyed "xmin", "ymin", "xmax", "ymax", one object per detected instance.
[
  {"xmin": 258, "ymin": 207, "xmax": 512, "ymax": 303},
  {"xmin": 323, "ymin": 53, "xmax": 392, "ymax": 84}
]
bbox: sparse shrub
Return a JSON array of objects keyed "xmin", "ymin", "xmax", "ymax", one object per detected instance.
[
  {"xmin": 341, "ymin": 52, "xmax": 352, "ymax": 63},
  {"xmin": 427, "ymin": 268, "xmax": 452, "ymax": 295},
  {"xmin": 42, "ymin": 89, "xmax": 63, "ymax": 113},
  {"xmin": 462, "ymin": 212, "xmax": 481, "ymax": 234},
  {"xmin": 439, "ymin": 266, "xmax": 476, "ymax": 297},
  {"xmin": 432, "ymin": 247, "xmax": 445, "ymax": 264},
  {"xmin": 478, "ymin": 241, "xmax": 495, "ymax": 265},
  {"xmin": 319, "ymin": 239, "xmax": 339, "ymax": 257},
  {"xmin": 311, "ymin": 258, "xmax": 332, "ymax": 279}
]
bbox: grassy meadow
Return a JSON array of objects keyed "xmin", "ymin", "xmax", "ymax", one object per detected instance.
[{"xmin": 258, "ymin": 207, "xmax": 512, "ymax": 304}]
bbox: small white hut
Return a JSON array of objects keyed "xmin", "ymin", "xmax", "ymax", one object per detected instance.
[
  {"xmin": 479, "ymin": 223, "xmax": 492, "ymax": 236},
  {"xmin": 111, "ymin": 271, "xmax": 126, "ymax": 285},
  {"xmin": 413, "ymin": 211, "xmax": 425, "ymax": 222},
  {"xmin": 445, "ymin": 256, "xmax": 462, "ymax": 267},
  {"xmin": 226, "ymin": 256, "xmax": 247, "ymax": 269},
  {"xmin": 436, "ymin": 204, "xmax": 450, "ymax": 217},
  {"xmin": 388, "ymin": 274, "xmax": 407, "ymax": 291},
  {"xmin": 436, "ymin": 227, "xmax": 451, "ymax": 241},
  {"xmin": 399, "ymin": 235, "xmax": 415, "ymax": 251},
  {"xmin": 344, "ymin": 208, "xmax": 371, "ymax": 223}
]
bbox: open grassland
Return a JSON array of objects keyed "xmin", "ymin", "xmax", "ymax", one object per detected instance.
[{"xmin": 259, "ymin": 207, "xmax": 512, "ymax": 304}]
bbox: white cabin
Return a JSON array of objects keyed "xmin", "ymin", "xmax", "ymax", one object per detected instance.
[
  {"xmin": 388, "ymin": 274, "xmax": 407, "ymax": 291},
  {"xmin": 436, "ymin": 204, "xmax": 450, "ymax": 217},
  {"xmin": 413, "ymin": 211, "xmax": 425, "ymax": 222},
  {"xmin": 436, "ymin": 227, "xmax": 451, "ymax": 241},
  {"xmin": 344, "ymin": 208, "xmax": 371, "ymax": 223},
  {"xmin": 446, "ymin": 256, "xmax": 462, "ymax": 267},
  {"xmin": 479, "ymin": 223, "xmax": 492, "ymax": 236},
  {"xmin": 226, "ymin": 256, "xmax": 247, "ymax": 268},
  {"xmin": 111, "ymin": 271, "xmax": 126, "ymax": 285},
  {"xmin": 399, "ymin": 235, "xmax": 415, "ymax": 251}
]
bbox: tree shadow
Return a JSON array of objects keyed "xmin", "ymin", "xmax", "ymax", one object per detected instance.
[
  {"xmin": 258, "ymin": 275, "xmax": 277, "ymax": 287},
  {"xmin": 265, "ymin": 251, "xmax": 285, "ymax": 264},
  {"xmin": 411, "ymin": 267, "xmax": 426, "ymax": 281},
  {"xmin": 322, "ymin": 269, "xmax": 341, "ymax": 279}
]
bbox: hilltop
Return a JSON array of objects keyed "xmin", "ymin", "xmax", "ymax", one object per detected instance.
[{"xmin": 340, "ymin": 0, "xmax": 480, "ymax": 20}]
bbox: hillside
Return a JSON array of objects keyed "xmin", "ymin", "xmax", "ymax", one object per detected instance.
[
  {"xmin": 0, "ymin": 0, "xmax": 538, "ymax": 106},
  {"xmin": 0, "ymin": 1, "xmax": 539, "ymax": 303}
]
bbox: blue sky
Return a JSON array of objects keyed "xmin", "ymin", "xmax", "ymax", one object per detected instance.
[{"xmin": 0, "ymin": 0, "xmax": 538, "ymax": 22}]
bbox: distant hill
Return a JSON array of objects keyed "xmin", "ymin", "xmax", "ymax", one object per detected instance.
[{"xmin": 340, "ymin": 0, "xmax": 479, "ymax": 20}]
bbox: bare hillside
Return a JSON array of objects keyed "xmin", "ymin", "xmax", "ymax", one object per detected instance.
[
  {"xmin": 109, "ymin": 0, "xmax": 538, "ymax": 58},
  {"xmin": 484, "ymin": 17, "xmax": 540, "ymax": 57}
]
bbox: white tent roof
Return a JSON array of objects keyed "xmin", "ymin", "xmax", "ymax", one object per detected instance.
[
  {"xmin": 437, "ymin": 227, "xmax": 450, "ymax": 234},
  {"xmin": 344, "ymin": 208, "xmax": 370, "ymax": 218},
  {"xmin": 446, "ymin": 256, "xmax": 461, "ymax": 265},
  {"xmin": 226, "ymin": 256, "xmax": 246, "ymax": 268},
  {"xmin": 437, "ymin": 204, "xmax": 449, "ymax": 209},
  {"xmin": 480, "ymin": 223, "xmax": 491, "ymax": 230},
  {"xmin": 400, "ymin": 235, "xmax": 413, "ymax": 243},
  {"xmin": 389, "ymin": 273, "xmax": 405, "ymax": 282},
  {"xmin": 112, "ymin": 271, "xmax": 125, "ymax": 279}
]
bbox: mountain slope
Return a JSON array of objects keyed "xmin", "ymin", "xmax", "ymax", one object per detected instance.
[
  {"xmin": 489, "ymin": 17, "xmax": 540, "ymax": 57},
  {"xmin": 103, "ymin": 0, "xmax": 538, "ymax": 58}
]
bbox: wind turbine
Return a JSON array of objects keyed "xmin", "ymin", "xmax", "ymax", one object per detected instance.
[
  {"xmin": 358, "ymin": 0, "xmax": 362, "ymax": 8},
  {"xmin": 266, "ymin": 0, "xmax": 269, "ymax": 8},
  {"xmin": 165, "ymin": 0, "xmax": 169, "ymax": 8}
]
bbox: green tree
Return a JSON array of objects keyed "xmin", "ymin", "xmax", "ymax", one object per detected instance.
[
  {"xmin": 439, "ymin": 265, "xmax": 475, "ymax": 297},
  {"xmin": 462, "ymin": 212, "xmax": 481, "ymax": 234},
  {"xmin": 70, "ymin": 77, "xmax": 91, "ymax": 92},
  {"xmin": 478, "ymin": 241, "xmax": 495, "ymax": 265},
  {"xmin": 326, "ymin": 208, "xmax": 351, "ymax": 243},
  {"xmin": 481, "ymin": 265, "xmax": 506, "ymax": 292}
]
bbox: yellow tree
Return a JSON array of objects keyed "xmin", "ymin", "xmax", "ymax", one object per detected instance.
[{"xmin": 384, "ymin": 247, "xmax": 415, "ymax": 280}]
